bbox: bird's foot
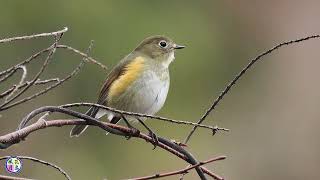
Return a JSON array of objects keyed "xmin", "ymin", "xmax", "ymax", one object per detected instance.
[{"xmin": 148, "ymin": 130, "xmax": 159, "ymax": 149}]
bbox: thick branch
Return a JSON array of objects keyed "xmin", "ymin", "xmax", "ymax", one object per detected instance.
[
  {"xmin": 0, "ymin": 119, "xmax": 223, "ymax": 179},
  {"xmin": 0, "ymin": 105, "xmax": 225, "ymax": 179}
]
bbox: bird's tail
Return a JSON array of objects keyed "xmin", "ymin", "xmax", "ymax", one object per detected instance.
[{"xmin": 70, "ymin": 107, "xmax": 98, "ymax": 137}]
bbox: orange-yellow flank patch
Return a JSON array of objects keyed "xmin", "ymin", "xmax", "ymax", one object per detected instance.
[{"xmin": 108, "ymin": 57, "xmax": 145, "ymax": 98}]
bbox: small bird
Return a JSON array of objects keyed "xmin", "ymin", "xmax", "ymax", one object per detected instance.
[{"xmin": 70, "ymin": 35, "xmax": 185, "ymax": 139}]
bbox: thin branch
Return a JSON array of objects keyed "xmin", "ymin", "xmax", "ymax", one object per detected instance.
[
  {"xmin": 183, "ymin": 34, "xmax": 320, "ymax": 144},
  {"xmin": 61, "ymin": 102, "xmax": 228, "ymax": 133},
  {"xmin": 0, "ymin": 156, "xmax": 71, "ymax": 180},
  {"xmin": 130, "ymin": 156, "xmax": 226, "ymax": 180},
  {"xmin": 57, "ymin": 45, "xmax": 108, "ymax": 71},
  {"xmin": 4, "ymin": 66, "xmax": 27, "ymax": 102},
  {"xmin": 0, "ymin": 44, "xmax": 103, "ymax": 78},
  {"xmin": 0, "ymin": 47, "xmax": 52, "ymax": 79},
  {"xmin": 157, "ymin": 137, "xmax": 207, "ymax": 180},
  {"xmin": 0, "ymin": 27, "xmax": 68, "ymax": 44},
  {"xmin": 0, "ymin": 41, "xmax": 95, "ymax": 111},
  {"xmin": 0, "ymin": 78, "xmax": 60, "ymax": 99},
  {"xmin": 0, "ymin": 34, "xmax": 63, "ymax": 109},
  {"xmin": 0, "ymin": 175, "xmax": 34, "ymax": 180}
]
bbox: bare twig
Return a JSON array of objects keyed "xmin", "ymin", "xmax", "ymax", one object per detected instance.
[
  {"xmin": 0, "ymin": 44, "xmax": 103, "ymax": 78},
  {"xmin": 0, "ymin": 78, "xmax": 60, "ymax": 99},
  {"xmin": 130, "ymin": 156, "xmax": 226, "ymax": 180},
  {"xmin": 0, "ymin": 175, "xmax": 34, "ymax": 180},
  {"xmin": 61, "ymin": 102, "xmax": 228, "ymax": 133},
  {"xmin": 0, "ymin": 41, "xmax": 96, "ymax": 111},
  {"xmin": 0, "ymin": 34, "xmax": 63, "ymax": 109},
  {"xmin": 184, "ymin": 34, "xmax": 320, "ymax": 144},
  {"xmin": 0, "ymin": 47, "xmax": 52, "ymax": 79},
  {"xmin": 0, "ymin": 27, "xmax": 68, "ymax": 44},
  {"xmin": 0, "ymin": 156, "xmax": 71, "ymax": 180},
  {"xmin": 57, "ymin": 45, "xmax": 108, "ymax": 71},
  {"xmin": 4, "ymin": 66, "xmax": 27, "ymax": 102}
]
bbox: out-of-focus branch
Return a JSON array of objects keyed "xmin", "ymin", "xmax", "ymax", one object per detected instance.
[
  {"xmin": 131, "ymin": 156, "xmax": 226, "ymax": 180},
  {"xmin": 0, "ymin": 175, "xmax": 34, "ymax": 180},
  {"xmin": 183, "ymin": 34, "xmax": 320, "ymax": 144},
  {"xmin": 0, "ymin": 156, "xmax": 71, "ymax": 180}
]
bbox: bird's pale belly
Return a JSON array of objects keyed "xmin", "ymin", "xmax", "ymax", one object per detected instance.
[{"xmin": 108, "ymin": 70, "xmax": 170, "ymax": 116}]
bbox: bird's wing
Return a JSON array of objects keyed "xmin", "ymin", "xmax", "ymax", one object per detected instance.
[
  {"xmin": 97, "ymin": 53, "xmax": 145, "ymax": 105},
  {"xmin": 97, "ymin": 58, "xmax": 129, "ymax": 105}
]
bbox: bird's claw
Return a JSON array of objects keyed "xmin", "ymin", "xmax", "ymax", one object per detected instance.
[{"xmin": 149, "ymin": 131, "xmax": 159, "ymax": 149}]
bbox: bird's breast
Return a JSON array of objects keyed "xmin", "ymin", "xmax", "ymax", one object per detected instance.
[{"xmin": 108, "ymin": 68, "xmax": 170, "ymax": 115}]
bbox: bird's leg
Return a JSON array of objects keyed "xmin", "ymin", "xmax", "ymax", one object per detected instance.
[
  {"xmin": 136, "ymin": 117, "xmax": 159, "ymax": 149},
  {"xmin": 122, "ymin": 115, "xmax": 140, "ymax": 139}
]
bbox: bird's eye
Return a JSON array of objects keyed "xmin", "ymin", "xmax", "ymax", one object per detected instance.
[{"xmin": 159, "ymin": 40, "xmax": 167, "ymax": 48}]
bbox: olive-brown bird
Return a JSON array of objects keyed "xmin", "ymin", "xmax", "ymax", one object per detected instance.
[{"xmin": 70, "ymin": 35, "xmax": 185, "ymax": 137}]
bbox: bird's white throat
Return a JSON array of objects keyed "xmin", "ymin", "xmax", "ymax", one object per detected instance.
[{"xmin": 162, "ymin": 52, "xmax": 175, "ymax": 68}]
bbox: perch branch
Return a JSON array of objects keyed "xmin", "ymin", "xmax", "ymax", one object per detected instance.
[
  {"xmin": 0, "ymin": 106, "xmax": 225, "ymax": 179},
  {"xmin": 61, "ymin": 102, "xmax": 228, "ymax": 133},
  {"xmin": 0, "ymin": 119, "xmax": 220, "ymax": 179}
]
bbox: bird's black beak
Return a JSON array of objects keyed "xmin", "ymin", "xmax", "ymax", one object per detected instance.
[{"xmin": 173, "ymin": 44, "xmax": 186, "ymax": 49}]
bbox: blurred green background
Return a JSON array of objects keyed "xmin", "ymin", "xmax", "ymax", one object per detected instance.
[{"xmin": 1, "ymin": 1, "xmax": 320, "ymax": 179}]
